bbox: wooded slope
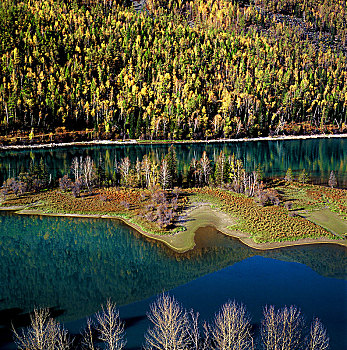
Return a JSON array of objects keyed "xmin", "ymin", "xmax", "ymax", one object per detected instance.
[{"xmin": 0, "ymin": 0, "xmax": 346, "ymax": 139}]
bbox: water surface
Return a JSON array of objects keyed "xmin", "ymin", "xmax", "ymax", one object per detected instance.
[
  {"xmin": 0, "ymin": 138, "xmax": 346, "ymax": 186},
  {"xmin": 0, "ymin": 213, "xmax": 346, "ymax": 349}
]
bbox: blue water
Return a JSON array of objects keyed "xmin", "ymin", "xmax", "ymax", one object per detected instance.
[
  {"xmin": 0, "ymin": 212, "xmax": 346, "ymax": 349},
  {"xmin": 115, "ymin": 256, "xmax": 347, "ymax": 350}
]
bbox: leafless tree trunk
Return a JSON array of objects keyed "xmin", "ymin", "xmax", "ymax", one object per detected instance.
[
  {"xmin": 151, "ymin": 159, "xmax": 158, "ymax": 188},
  {"xmin": 200, "ymin": 151, "xmax": 210, "ymax": 185},
  {"xmin": 82, "ymin": 156, "xmax": 95, "ymax": 192},
  {"xmin": 187, "ymin": 310, "xmax": 200, "ymax": 350},
  {"xmin": 13, "ymin": 308, "xmax": 73, "ymax": 350},
  {"xmin": 307, "ymin": 318, "xmax": 330, "ymax": 350},
  {"xmin": 119, "ymin": 157, "xmax": 131, "ymax": 187},
  {"xmin": 215, "ymin": 151, "xmax": 226, "ymax": 187},
  {"xmin": 135, "ymin": 158, "xmax": 142, "ymax": 187},
  {"xmin": 142, "ymin": 155, "xmax": 151, "ymax": 189},
  {"xmin": 212, "ymin": 300, "xmax": 253, "ymax": 350},
  {"xmin": 71, "ymin": 157, "xmax": 80, "ymax": 182},
  {"xmin": 261, "ymin": 305, "xmax": 304, "ymax": 350},
  {"xmin": 95, "ymin": 300, "xmax": 126, "ymax": 350},
  {"xmin": 144, "ymin": 294, "xmax": 189, "ymax": 350},
  {"xmin": 81, "ymin": 319, "xmax": 99, "ymax": 350},
  {"xmin": 160, "ymin": 158, "xmax": 171, "ymax": 190}
]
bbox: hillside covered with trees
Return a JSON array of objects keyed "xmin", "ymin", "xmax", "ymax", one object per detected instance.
[{"xmin": 0, "ymin": 0, "xmax": 346, "ymax": 142}]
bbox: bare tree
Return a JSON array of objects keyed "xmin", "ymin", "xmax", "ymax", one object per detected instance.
[
  {"xmin": 95, "ymin": 300, "xmax": 126, "ymax": 350},
  {"xmin": 81, "ymin": 156, "xmax": 96, "ymax": 192},
  {"xmin": 261, "ymin": 305, "xmax": 304, "ymax": 350},
  {"xmin": 200, "ymin": 151, "xmax": 210, "ymax": 186},
  {"xmin": 215, "ymin": 151, "xmax": 226, "ymax": 187},
  {"xmin": 245, "ymin": 171, "xmax": 259, "ymax": 197},
  {"xmin": 201, "ymin": 322, "xmax": 212, "ymax": 350},
  {"xmin": 81, "ymin": 319, "xmax": 99, "ymax": 350},
  {"xmin": 135, "ymin": 158, "xmax": 143, "ymax": 187},
  {"xmin": 142, "ymin": 155, "xmax": 151, "ymax": 189},
  {"xmin": 119, "ymin": 157, "xmax": 131, "ymax": 187},
  {"xmin": 144, "ymin": 294, "xmax": 189, "ymax": 350},
  {"xmin": 13, "ymin": 308, "xmax": 72, "ymax": 350},
  {"xmin": 189, "ymin": 158, "xmax": 202, "ymax": 187},
  {"xmin": 212, "ymin": 300, "xmax": 253, "ymax": 350},
  {"xmin": 160, "ymin": 158, "xmax": 171, "ymax": 190},
  {"xmin": 186, "ymin": 310, "xmax": 201, "ymax": 350},
  {"xmin": 150, "ymin": 159, "xmax": 158, "ymax": 188},
  {"xmin": 307, "ymin": 318, "xmax": 329, "ymax": 350},
  {"xmin": 71, "ymin": 157, "xmax": 80, "ymax": 182}
]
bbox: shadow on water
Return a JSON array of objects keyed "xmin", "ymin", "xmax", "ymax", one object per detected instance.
[
  {"xmin": 0, "ymin": 307, "xmax": 65, "ymax": 348},
  {"xmin": 0, "ymin": 212, "xmax": 346, "ymax": 349}
]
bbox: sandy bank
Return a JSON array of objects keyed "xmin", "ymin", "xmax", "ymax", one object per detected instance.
[{"xmin": 0, "ymin": 133, "xmax": 346, "ymax": 150}]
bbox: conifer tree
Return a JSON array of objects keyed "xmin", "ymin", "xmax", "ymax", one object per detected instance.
[
  {"xmin": 298, "ymin": 169, "xmax": 309, "ymax": 184},
  {"xmin": 328, "ymin": 171, "xmax": 337, "ymax": 188},
  {"xmin": 285, "ymin": 168, "xmax": 294, "ymax": 182}
]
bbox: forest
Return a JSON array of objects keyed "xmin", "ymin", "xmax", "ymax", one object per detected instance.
[{"xmin": 0, "ymin": 0, "xmax": 346, "ymax": 141}]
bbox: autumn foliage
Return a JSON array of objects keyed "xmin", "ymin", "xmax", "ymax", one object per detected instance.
[{"xmin": 0, "ymin": 0, "xmax": 346, "ymax": 141}]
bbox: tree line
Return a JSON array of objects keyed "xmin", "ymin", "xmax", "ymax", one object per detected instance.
[
  {"xmin": 1, "ymin": 145, "xmax": 339, "ymax": 206},
  {"xmin": 13, "ymin": 294, "xmax": 330, "ymax": 350},
  {"xmin": 0, "ymin": 0, "xmax": 346, "ymax": 140},
  {"xmin": 56, "ymin": 146, "xmax": 264, "ymax": 197}
]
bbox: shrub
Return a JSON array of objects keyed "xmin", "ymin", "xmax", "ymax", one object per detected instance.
[{"xmin": 59, "ymin": 175, "xmax": 73, "ymax": 192}]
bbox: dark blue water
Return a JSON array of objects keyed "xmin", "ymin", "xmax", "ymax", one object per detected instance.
[
  {"xmin": 113, "ymin": 256, "xmax": 347, "ymax": 350},
  {"xmin": 0, "ymin": 213, "xmax": 346, "ymax": 349},
  {"xmin": 1, "ymin": 137, "xmax": 346, "ymax": 187}
]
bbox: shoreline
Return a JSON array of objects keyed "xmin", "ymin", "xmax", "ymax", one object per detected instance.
[
  {"xmin": 0, "ymin": 133, "xmax": 346, "ymax": 150},
  {"xmin": 2, "ymin": 204, "xmax": 346, "ymax": 253}
]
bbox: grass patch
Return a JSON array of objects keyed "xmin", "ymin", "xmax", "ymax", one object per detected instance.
[
  {"xmin": 187, "ymin": 187, "xmax": 338, "ymax": 243},
  {"xmin": 2, "ymin": 183, "xmax": 345, "ymax": 246}
]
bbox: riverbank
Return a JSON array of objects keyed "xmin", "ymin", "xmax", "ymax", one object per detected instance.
[{"xmin": 0, "ymin": 133, "xmax": 346, "ymax": 150}]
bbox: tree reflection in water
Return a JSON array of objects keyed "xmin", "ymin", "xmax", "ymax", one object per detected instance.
[{"xmin": 0, "ymin": 212, "xmax": 346, "ymax": 324}]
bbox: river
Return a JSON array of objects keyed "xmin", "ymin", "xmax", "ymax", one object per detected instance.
[
  {"xmin": 0, "ymin": 213, "xmax": 346, "ymax": 349},
  {"xmin": 0, "ymin": 137, "xmax": 346, "ymax": 187},
  {"xmin": 0, "ymin": 138, "xmax": 346, "ymax": 349}
]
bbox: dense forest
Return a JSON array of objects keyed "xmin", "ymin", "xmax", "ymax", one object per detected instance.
[{"xmin": 0, "ymin": 0, "xmax": 346, "ymax": 140}]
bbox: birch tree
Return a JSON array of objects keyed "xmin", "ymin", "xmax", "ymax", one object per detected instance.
[
  {"xmin": 13, "ymin": 308, "xmax": 72, "ymax": 350},
  {"xmin": 200, "ymin": 151, "xmax": 210, "ymax": 186},
  {"xmin": 212, "ymin": 300, "xmax": 253, "ymax": 350},
  {"xmin": 95, "ymin": 300, "xmax": 126, "ymax": 350},
  {"xmin": 307, "ymin": 318, "xmax": 330, "ymax": 350},
  {"xmin": 144, "ymin": 294, "xmax": 189, "ymax": 350}
]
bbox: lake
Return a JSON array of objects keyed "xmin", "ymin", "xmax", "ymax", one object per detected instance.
[
  {"xmin": 0, "ymin": 137, "xmax": 346, "ymax": 349},
  {"xmin": 0, "ymin": 137, "xmax": 346, "ymax": 187},
  {"xmin": 0, "ymin": 213, "xmax": 346, "ymax": 349}
]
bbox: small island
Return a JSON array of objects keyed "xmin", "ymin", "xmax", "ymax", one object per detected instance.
[{"xmin": 1, "ymin": 146, "xmax": 346, "ymax": 252}]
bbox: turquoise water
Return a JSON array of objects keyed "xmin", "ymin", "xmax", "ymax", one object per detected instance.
[
  {"xmin": 0, "ymin": 138, "xmax": 346, "ymax": 186},
  {"xmin": 0, "ymin": 213, "xmax": 346, "ymax": 349}
]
